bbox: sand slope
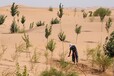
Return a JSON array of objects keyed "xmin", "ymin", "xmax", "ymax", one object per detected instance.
[{"xmin": 0, "ymin": 5, "xmax": 114, "ymax": 76}]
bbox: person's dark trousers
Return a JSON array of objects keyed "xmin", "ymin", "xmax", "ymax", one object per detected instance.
[{"xmin": 72, "ymin": 52, "xmax": 78, "ymax": 63}]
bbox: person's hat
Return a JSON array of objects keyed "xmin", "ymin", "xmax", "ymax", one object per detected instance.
[{"xmin": 69, "ymin": 43, "xmax": 72, "ymax": 47}]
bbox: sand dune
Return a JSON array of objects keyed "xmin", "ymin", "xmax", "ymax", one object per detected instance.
[{"xmin": 0, "ymin": 5, "xmax": 114, "ymax": 76}]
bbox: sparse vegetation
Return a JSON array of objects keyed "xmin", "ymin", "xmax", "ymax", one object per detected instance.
[
  {"xmin": 10, "ymin": 2, "xmax": 19, "ymax": 19},
  {"xmin": 75, "ymin": 24, "xmax": 82, "ymax": 44},
  {"xmin": 45, "ymin": 25, "xmax": 52, "ymax": 40},
  {"xmin": 46, "ymin": 39, "xmax": 56, "ymax": 62},
  {"xmin": 31, "ymin": 48, "xmax": 40, "ymax": 63},
  {"xmin": 105, "ymin": 17, "xmax": 112, "ymax": 36},
  {"xmin": 45, "ymin": 25, "xmax": 52, "ymax": 66},
  {"xmin": 94, "ymin": 8, "xmax": 111, "ymax": 44},
  {"xmin": 58, "ymin": 31, "xmax": 66, "ymax": 42},
  {"xmin": 83, "ymin": 12, "xmax": 87, "ymax": 19},
  {"xmin": 57, "ymin": 3, "xmax": 64, "ymax": 30},
  {"xmin": 58, "ymin": 31, "xmax": 66, "ymax": 59},
  {"xmin": 29, "ymin": 22, "xmax": 34, "ymax": 29},
  {"xmin": 104, "ymin": 31, "xmax": 114, "ymax": 57},
  {"xmin": 93, "ymin": 7, "xmax": 111, "ymax": 21},
  {"xmin": 40, "ymin": 67, "xmax": 78, "ymax": 76},
  {"xmin": 57, "ymin": 3, "xmax": 63, "ymax": 19},
  {"xmin": 87, "ymin": 44, "xmax": 113, "ymax": 72},
  {"xmin": 36, "ymin": 21, "xmax": 45, "ymax": 27},
  {"xmin": 0, "ymin": 15, "xmax": 7, "ymax": 25},
  {"xmin": 48, "ymin": 6, "xmax": 53, "ymax": 11},
  {"xmin": 17, "ymin": 11, "xmax": 20, "ymax": 22},
  {"xmin": 10, "ymin": 20, "xmax": 19, "ymax": 33},
  {"xmin": 1, "ymin": 2, "xmax": 114, "ymax": 76},
  {"xmin": 22, "ymin": 33, "xmax": 31, "ymax": 50},
  {"xmin": 21, "ymin": 15, "xmax": 26, "ymax": 27},
  {"xmin": 16, "ymin": 63, "xmax": 29, "ymax": 76},
  {"xmin": 0, "ymin": 45, "xmax": 7, "ymax": 60},
  {"xmin": 51, "ymin": 18, "xmax": 60, "ymax": 25}
]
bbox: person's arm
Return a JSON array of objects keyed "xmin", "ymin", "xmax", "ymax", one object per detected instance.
[{"xmin": 68, "ymin": 48, "xmax": 71, "ymax": 57}]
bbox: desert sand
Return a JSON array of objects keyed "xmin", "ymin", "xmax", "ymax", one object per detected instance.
[{"xmin": 0, "ymin": 5, "xmax": 114, "ymax": 76}]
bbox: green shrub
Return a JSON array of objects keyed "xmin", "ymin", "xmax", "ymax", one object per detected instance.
[
  {"xmin": 66, "ymin": 72, "xmax": 78, "ymax": 76},
  {"xmin": 105, "ymin": 17, "xmax": 112, "ymax": 34},
  {"xmin": 75, "ymin": 24, "xmax": 82, "ymax": 43},
  {"xmin": 46, "ymin": 39, "xmax": 56, "ymax": 60},
  {"xmin": 93, "ymin": 7, "xmax": 111, "ymax": 21},
  {"xmin": 10, "ymin": 20, "xmax": 19, "ymax": 33},
  {"xmin": 10, "ymin": 2, "xmax": 19, "ymax": 17},
  {"xmin": 46, "ymin": 39, "xmax": 56, "ymax": 53},
  {"xmin": 104, "ymin": 31, "xmax": 114, "ymax": 57},
  {"xmin": 58, "ymin": 31, "xmax": 66, "ymax": 42},
  {"xmin": 22, "ymin": 33, "xmax": 31, "ymax": 49},
  {"xmin": 57, "ymin": 3, "xmax": 63, "ymax": 19},
  {"xmin": 87, "ymin": 44, "xmax": 113, "ymax": 72},
  {"xmin": 49, "ymin": 7, "xmax": 53, "ymax": 11},
  {"xmin": 95, "ymin": 52, "xmax": 113, "ymax": 72},
  {"xmin": 93, "ymin": 8, "xmax": 111, "ymax": 16},
  {"xmin": 36, "ymin": 21, "xmax": 45, "ymax": 27},
  {"xmin": 21, "ymin": 15, "xmax": 26, "ymax": 26},
  {"xmin": 29, "ymin": 22, "xmax": 34, "ymax": 29},
  {"xmin": 83, "ymin": 12, "xmax": 87, "ymax": 19},
  {"xmin": 51, "ymin": 18, "xmax": 60, "ymax": 25},
  {"xmin": 40, "ymin": 68, "xmax": 64, "ymax": 76},
  {"xmin": 45, "ymin": 25, "xmax": 52, "ymax": 39},
  {"xmin": 16, "ymin": 63, "xmax": 29, "ymax": 76},
  {"xmin": 58, "ymin": 31, "xmax": 66, "ymax": 58},
  {"xmin": 31, "ymin": 48, "xmax": 40, "ymax": 63},
  {"xmin": 40, "ymin": 67, "xmax": 78, "ymax": 76},
  {"xmin": 0, "ymin": 15, "xmax": 7, "ymax": 25}
]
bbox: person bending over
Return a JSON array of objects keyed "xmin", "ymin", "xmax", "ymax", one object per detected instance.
[{"xmin": 68, "ymin": 44, "xmax": 78, "ymax": 64}]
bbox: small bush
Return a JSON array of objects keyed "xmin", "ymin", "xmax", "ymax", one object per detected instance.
[
  {"xmin": 83, "ymin": 12, "xmax": 87, "ymax": 19},
  {"xmin": 29, "ymin": 22, "xmax": 34, "ymax": 29},
  {"xmin": 105, "ymin": 17, "xmax": 112, "ymax": 34},
  {"xmin": 81, "ymin": 9, "xmax": 84, "ymax": 12},
  {"xmin": 10, "ymin": 20, "xmax": 19, "ymax": 33},
  {"xmin": 21, "ymin": 15, "xmax": 26, "ymax": 26},
  {"xmin": 58, "ymin": 31, "xmax": 66, "ymax": 42},
  {"xmin": 66, "ymin": 72, "xmax": 78, "ymax": 76},
  {"xmin": 0, "ymin": 15, "xmax": 7, "ymax": 25},
  {"xmin": 40, "ymin": 68, "xmax": 64, "ymax": 76},
  {"xmin": 10, "ymin": 2, "xmax": 19, "ymax": 17},
  {"xmin": 22, "ymin": 33, "xmax": 31, "ymax": 49},
  {"xmin": 49, "ymin": 7, "xmax": 53, "ymax": 11},
  {"xmin": 104, "ymin": 31, "xmax": 114, "ymax": 57},
  {"xmin": 57, "ymin": 3, "xmax": 63, "ymax": 19},
  {"xmin": 31, "ymin": 48, "xmax": 40, "ymax": 63},
  {"xmin": 40, "ymin": 67, "xmax": 78, "ymax": 76},
  {"xmin": 93, "ymin": 8, "xmax": 111, "ymax": 16},
  {"xmin": 36, "ymin": 21, "xmax": 45, "ymax": 27},
  {"xmin": 93, "ymin": 7, "xmax": 111, "ymax": 21},
  {"xmin": 16, "ymin": 63, "xmax": 29, "ymax": 76},
  {"xmin": 51, "ymin": 18, "xmax": 60, "ymax": 25},
  {"xmin": 45, "ymin": 25, "xmax": 52, "ymax": 39},
  {"xmin": 87, "ymin": 44, "xmax": 113, "ymax": 72},
  {"xmin": 0, "ymin": 45, "xmax": 7, "ymax": 60}
]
